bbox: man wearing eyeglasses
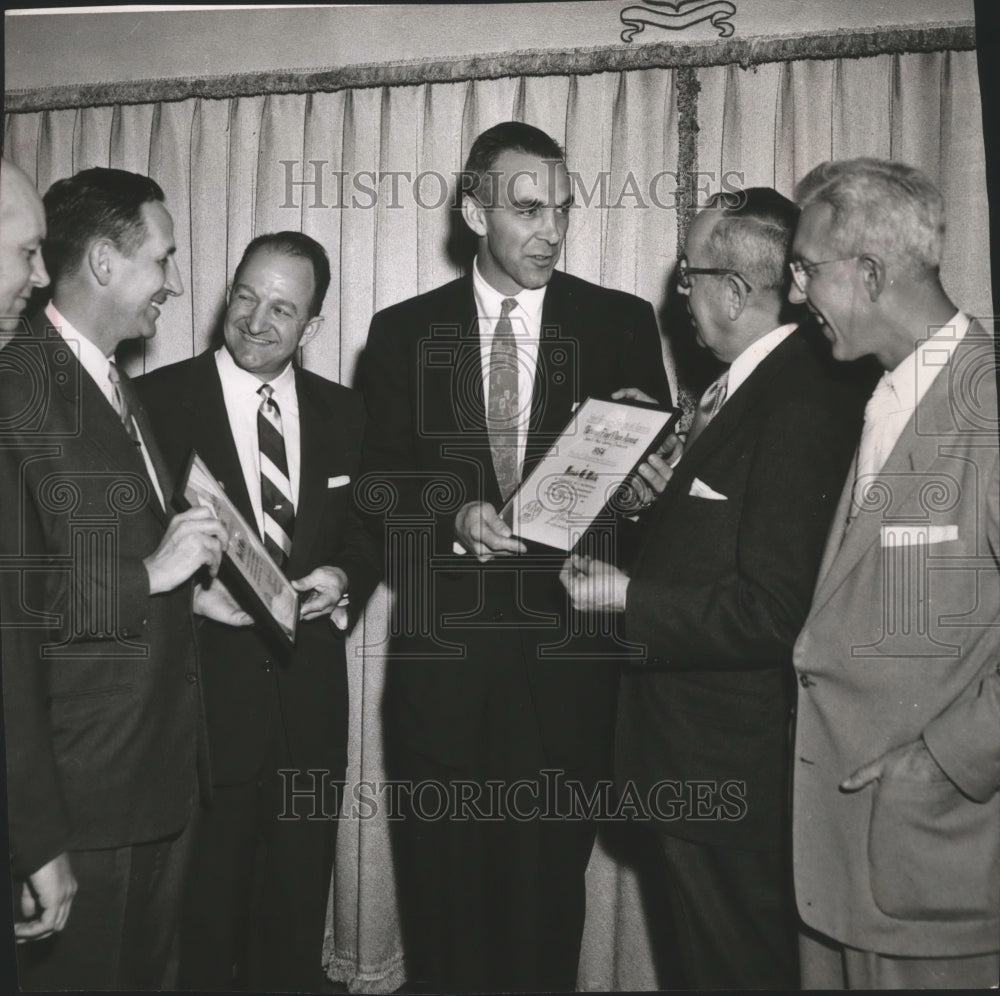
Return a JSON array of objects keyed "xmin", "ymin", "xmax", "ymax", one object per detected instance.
[
  {"xmin": 563, "ymin": 187, "xmax": 869, "ymax": 988},
  {"xmin": 787, "ymin": 158, "xmax": 1000, "ymax": 990},
  {"xmin": 358, "ymin": 121, "xmax": 670, "ymax": 992}
]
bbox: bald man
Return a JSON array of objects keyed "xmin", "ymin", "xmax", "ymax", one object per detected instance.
[
  {"xmin": 0, "ymin": 158, "xmax": 50, "ymax": 333},
  {"xmin": 0, "ymin": 158, "xmax": 72, "ymax": 949}
]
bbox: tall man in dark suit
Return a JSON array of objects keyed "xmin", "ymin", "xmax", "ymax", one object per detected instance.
[
  {"xmin": 563, "ymin": 188, "xmax": 869, "ymax": 988},
  {"xmin": 136, "ymin": 231, "xmax": 380, "ymax": 991},
  {"xmin": 0, "ymin": 167, "xmax": 237, "ymax": 990},
  {"xmin": 358, "ymin": 121, "xmax": 671, "ymax": 992}
]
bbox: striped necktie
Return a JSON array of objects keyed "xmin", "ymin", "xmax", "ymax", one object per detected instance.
[
  {"xmin": 686, "ymin": 370, "xmax": 729, "ymax": 446},
  {"xmin": 488, "ymin": 297, "xmax": 520, "ymax": 502},
  {"xmin": 257, "ymin": 383, "xmax": 294, "ymax": 567},
  {"xmin": 108, "ymin": 361, "xmax": 141, "ymax": 446}
]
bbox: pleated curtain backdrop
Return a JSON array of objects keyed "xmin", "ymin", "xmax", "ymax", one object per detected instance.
[{"xmin": 3, "ymin": 47, "xmax": 990, "ymax": 993}]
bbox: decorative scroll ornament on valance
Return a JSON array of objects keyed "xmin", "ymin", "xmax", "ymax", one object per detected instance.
[{"xmin": 621, "ymin": 0, "xmax": 738, "ymax": 43}]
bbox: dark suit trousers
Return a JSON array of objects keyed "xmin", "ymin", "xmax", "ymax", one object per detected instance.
[
  {"xmin": 391, "ymin": 659, "xmax": 599, "ymax": 993},
  {"xmin": 16, "ymin": 819, "xmax": 195, "ymax": 991},
  {"xmin": 393, "ymin": 754, "xmax": 597, "ymax": 993},
  {"xmin": 176, "ymin": 702, "xmax": 340, "ymax": 992},
  {"xmin": 655, "ymin": 830, "xmax": 799, "ymax": 989}
]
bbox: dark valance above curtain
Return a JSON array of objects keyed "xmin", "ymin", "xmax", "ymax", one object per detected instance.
[{"xmin": 5, "ymin": 21, "xmax": 974, "ymax": 113}]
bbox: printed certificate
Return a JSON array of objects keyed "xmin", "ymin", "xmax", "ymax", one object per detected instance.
[
  {"xmin": 176, "ymin": 451, "xmax": 299, "ymax": 648},
  {"xmin": 500, "ymin": 397, "xmax": 678, "ymax": 551}
]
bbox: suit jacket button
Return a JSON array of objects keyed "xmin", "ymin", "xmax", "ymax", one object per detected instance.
[
  {"xmin": 185, "ymin": 672, "xmax": 197, "ymax": 684},
  {"xmin": 262, "ymin": 659, "xmax": 273, "ymax": 673}
]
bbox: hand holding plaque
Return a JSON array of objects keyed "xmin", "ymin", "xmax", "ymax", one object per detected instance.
[
  {"xmin": 500, "ymin": 396, "xmax": 679, "ymax": 552},
  {"xmin": 175, "ymin": 451, "xmax": 299, "ymax": 647}
]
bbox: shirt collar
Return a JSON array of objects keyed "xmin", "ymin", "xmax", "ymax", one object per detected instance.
[
  {"xmin": 726, "ymin": 323, "xmax": 798, "ymax": 398},
  {"xmin": 472, "ymin": 256, "xmax": 547, "ymax": 332},
  {"xmin": 215, "ymin": 345, "xmax": 298, "ymax": 411},
  {"xmin": 45, "ymin": 301, "xmax": 113, "ymax": 397},
  {"xmin": 881, "ymin": 311, "xmax": 970, "ymax": 414}
]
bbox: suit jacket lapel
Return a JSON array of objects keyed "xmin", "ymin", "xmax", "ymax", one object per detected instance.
[
  {"xmin": 288, "ymin": 368, "xmax": 326, "ymax": 572},
  {"xmin": 41, "ymin": 330, "xmax": 168, "ymax": 524},
  {"xmin": 672, "ymin": 333, "xmax": 797, "ymax": 487},
  {"xmin": 121, "ymin": 369, "xmax": 173, "ymax": 525},
  {"xmin": 807, "ymin": 330, "xmax": 983, "ymax": 616},
  {"xmin": 524, "ymin": 272, "xmax": 577, "ymax": 480},
  {"xmin": 181, "ymin": 351, "xmax": 258, "ymax": 534},
  {"xmin": 443, "ymin": 277, "xmax": 498, "ymax": 503}
]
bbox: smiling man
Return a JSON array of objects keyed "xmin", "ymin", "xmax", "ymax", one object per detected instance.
[
  {"xmin": 787, "ymin": 158, "xmax": 1000, "ymax": 990},
  {"xmin": 561, "ymin": 187, "xmax": 869, "ymax": 989},
  {"xmin": 134, "ymin": 231, "xmax": 380, "ymax": 991},
  {"xmin": 0, "ymin": 167, "xmax": 235, "ymax": 990},
  {"xmin": 0, "ymin": 158, "xmax": 50, "ymax": 333},
  {"xmin": 359, "ymin": 121, "xmax": 670, "ymax": 992}
]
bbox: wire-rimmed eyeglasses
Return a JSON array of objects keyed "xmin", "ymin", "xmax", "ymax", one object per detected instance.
[{"xmin": 789, "ymin": 255, "xmax": 860, "ymax": 292}]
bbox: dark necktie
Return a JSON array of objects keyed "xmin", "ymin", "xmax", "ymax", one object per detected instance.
[
  {"xmin": 686, "ymin": 370, "xmax": 729, "ymax": 447},
  {"xmin": 257, "ymin": 383, "xmax": 295, "ymax": 567},
  {"xmin": 108, "ymin": 361, "xmax": 141, "ymax": 446},
  {"xmin": 488, "ymin": 297, "xmax": 520, "ymax": 502}
]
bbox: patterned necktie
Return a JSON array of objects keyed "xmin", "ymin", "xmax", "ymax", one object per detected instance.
[
  {"xmin": 488, "ymin": 297, "xmax": 520, "ymax": 502},
  {"xmin": 108, "ymin": 361, "xmax": 141, "ymax": 446},
  {"xmin": 257, "ymin": 383, "xmax": 295, "ymax": 567},
  {"xmin": 686, "ymin": 370, "xmax": 729, "ymax": 446}
]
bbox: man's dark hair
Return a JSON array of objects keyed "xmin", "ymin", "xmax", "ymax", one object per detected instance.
[
  {"xmin": 42, "ymin": 167, "xmax": 165, "ymax": 282},
  {"xmin": 702, "ymin": 186, "xmax": 800, "ymax": 291},
  {"xmin": 234, "ymin": 231, "xmax": 331, "ymax": 318},
  {"xmin": 461, "ymin": 121, "xmax": 565, "ymax": 207}
]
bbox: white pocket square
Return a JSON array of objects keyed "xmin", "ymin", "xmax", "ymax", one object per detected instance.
[
  {"xmin": 689, "ymin": 477, "xmax": 727, "ymax": 501},
  {"xmin": 327, "ymin": 475, "xmax": 351, "ymax": 489},
  {"xmin": 881, "ymin": 524, "xmax": 958, "ymax": 547}
]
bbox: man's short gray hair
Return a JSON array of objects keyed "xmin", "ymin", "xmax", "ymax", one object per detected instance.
[
  {"xmin": 702, "ymin": 187, "xmax": 799, "ymax": 291},
  {"xmin": 794, "ymin": 158, "xmax": 945, "ymax": 273}
]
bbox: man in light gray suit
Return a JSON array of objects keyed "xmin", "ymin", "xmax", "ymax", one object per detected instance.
[{"xmin": 788, "ymin": 157, "xmax": 1000, "ymax": 989}]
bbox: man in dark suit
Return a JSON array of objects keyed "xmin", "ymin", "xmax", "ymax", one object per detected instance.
[
  {"xmin": 135, "ymin": 231, "xmax": 380, "ymax": 991},
  {"xmin": 358, "ymin": 121, "xmax": 671, "ymax": 992},
  {"xmin": 0, "ymin": 167, "xmax": 237, "ymax": 990},
  {"xmin": 563, "ymin": 188, "xmax": 870, "ymax": 988}
]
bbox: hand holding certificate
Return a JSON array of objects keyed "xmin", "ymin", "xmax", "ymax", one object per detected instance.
[
  {"xmin": 176, "ymin": 451, "xmax": 299, "ymax": 647},
  {"xmin": 501, "ymin": 396, "xmax": 678, "ymax": 552}
]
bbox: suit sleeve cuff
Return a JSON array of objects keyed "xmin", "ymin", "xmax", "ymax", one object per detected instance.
[{"xmin": 117, "ymin": 557, "xmax": 151, "ymax": 639}]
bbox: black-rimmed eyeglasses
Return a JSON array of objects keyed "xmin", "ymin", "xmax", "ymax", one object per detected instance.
[{"xmin": 677, "ymin": 256, "xmax": 752, "ymax": 291}]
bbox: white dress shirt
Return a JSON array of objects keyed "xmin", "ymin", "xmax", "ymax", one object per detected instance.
[
  {"xmin": 46, "ymin": 302, "xmax": 165, "ymax": 510},
  {"xmin": 215, "ymin": 346, "xmax": 301, "ymax": 538}
]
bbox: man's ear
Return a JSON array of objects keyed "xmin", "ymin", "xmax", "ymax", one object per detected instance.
[
  {"xmin": 859, "ymin": 254, "xmax": 886, "ymax": 302},
  {"xmin": 726, "ymin": 274, "xmax": 748, "ymax": 321},
  {"xmin": 88, "ymin": 239, "xmax": 113, "ymax": 287},
  {"xmin": 300, "ymin": 315, "xmax": 324, "ymax": 348},
  {"xmin": 462, "ymin": 195, "xmax": 487, "ymax": 238}
]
